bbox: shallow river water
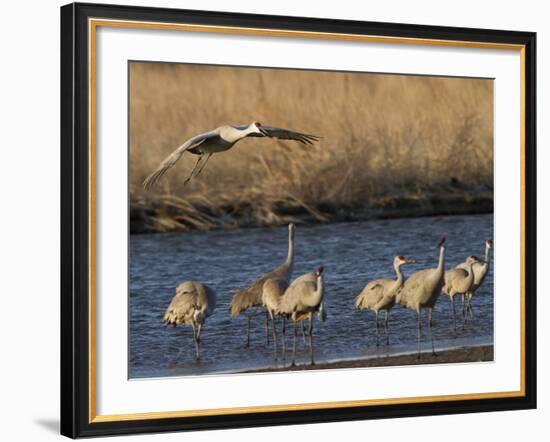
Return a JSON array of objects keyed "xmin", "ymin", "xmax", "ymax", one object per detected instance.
[{"xmin": 129, "ymin": 214, "xmax": 493, "ymax": 378}]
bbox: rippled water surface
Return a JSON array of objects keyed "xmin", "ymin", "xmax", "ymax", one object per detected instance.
[{"xmin": 130, "ymin": 214, "xmax": 493, "ymax": 378}]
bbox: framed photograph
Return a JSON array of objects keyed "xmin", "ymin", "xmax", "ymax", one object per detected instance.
[{"xmin": 60, "ymin": 2, "xmax": 537, "ymax": 438}]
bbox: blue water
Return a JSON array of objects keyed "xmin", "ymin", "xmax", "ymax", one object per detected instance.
[{"xmin": 129, "ymin": 214, "xmax": 493, "ymax": 378}]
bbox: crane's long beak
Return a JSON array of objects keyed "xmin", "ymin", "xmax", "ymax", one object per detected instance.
[{"xmin": 406, "ymin": 259, "xmax": 416, "ymax": 264}]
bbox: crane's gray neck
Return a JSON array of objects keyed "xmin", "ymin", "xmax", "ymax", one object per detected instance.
[
  {"xmin": 484, "ymin": 244, "xmax": 491, "ymax": 267},
  {"xmin": 437, "ymin": 246, "xmax": 446, "ymax": 273},
  {"xmin": 315, "ymin": 274, "xmax": 324, "ymax": 304},
  {"xmin": 300, "ymin": 273, "xmax": 324, "ymax": 308},
  {"xmin": 224, "ymin": 125, "xmax": 256, "ymax": 143},
  {"xmin": 285, "ymin": 229, "xmax": 294, "ymax": 269},
  {"xmin": 239, "ymin": 124, "xmax": 259, "ymax": 139},
  {"xmin": 394, "ymin": 261, "xmax": 404, "ymax": 286},
  {"xmin": 466, "ymin": 260, "xmax": 476, "ymax": 284}
]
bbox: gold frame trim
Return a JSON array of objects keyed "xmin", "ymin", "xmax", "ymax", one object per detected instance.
[{"xmin": 88, "ymin": 18, "xmax": 527, "ymax": 424}]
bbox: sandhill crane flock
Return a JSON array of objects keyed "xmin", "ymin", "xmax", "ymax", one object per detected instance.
[
  {"xmin": 146, "ymin": 122, "xmax": 492, "ymax": 366},
  {"xmin": 162, "ymin": 222, "xmax": 492, "ymax": 364}
]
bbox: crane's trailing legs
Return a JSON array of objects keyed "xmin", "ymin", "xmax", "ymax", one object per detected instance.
[
  {"xmin": 195, "ymin": 153, "xmax": 212, "ymax": 178},
  {"xmin": 182, "ymin": 153, "xmax": 213, "ymax": 187},
  {"xmin": 183, "ymin": 156, "xmax": 204, "ymax": 186}
]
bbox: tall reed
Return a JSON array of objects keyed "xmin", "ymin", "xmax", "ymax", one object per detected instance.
[{"xmin": 130, "ymin": 62, "xmax": 493, "ymax": 231}]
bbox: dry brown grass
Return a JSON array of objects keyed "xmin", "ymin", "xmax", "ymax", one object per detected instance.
[{"xmin": 129, "ymin": 62, "xmax": 493, "ymax": 232}]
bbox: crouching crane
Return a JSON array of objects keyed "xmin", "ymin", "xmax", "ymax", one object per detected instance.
[{"xmin": 163, "ymin": 281, "xmax": 217, "ymax": 360}]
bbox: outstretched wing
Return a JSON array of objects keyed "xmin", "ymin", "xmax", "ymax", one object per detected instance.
[
  {"xmin": 235, "ymin": 125, "xmax": 320, "ymax": 145},
  {"xmin": 142, "ymin": 133, "xmax": 211, "ymax": 190}
]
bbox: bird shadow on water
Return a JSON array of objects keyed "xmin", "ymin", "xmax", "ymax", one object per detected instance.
[{"xmin": 34, "ymin": 418, "xmax": 59, "ymax": 434}]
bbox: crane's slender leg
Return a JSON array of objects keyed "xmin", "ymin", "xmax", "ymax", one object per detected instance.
[
  {"xmin": 183, "ymin": 155, "xmax": 204, "ymax": 186},
  {"xmin": 301, "ymin": 321, "xmax": 307, "ymax": 347},
  {"xmin": 309, "ymin": 314, "xmax": 313, "ymax": 349},
  {"xmin": 309, "ymin": 315, "xmax": 314, "ymax": 365},
  {"xmin": 192, "ymin": 323, "xmax": 200, "ymax": 360},
  {"xmin": 375, "ymin": 311, "xmax": 380, "ymax": 347},
  {"xmin": 429, "ymin": 308, "xmax": 436, "ymax": 356},
  {"xmin": 384, "ymin": 310, "xmax": 390, "ymax": 346},
  {"xmin": 197, "ymin": 323, "xmax": 203, "ymax": 359},
  {"xmin": 270, "ymin": 312, "xmax": 278, "ymax": 357},
  {"xmin": 291, "ymin": 320, "xmax": 297, "ymax": 366},
  {"xmin": 265, "ymin": 310, "xmax": 270, "ymax": 345},
  {"xmin": 451, "ymin": 295, "xmax": 456, "ymax": 332},
  {"xmin": 461, "ymin": 293, "xmax": 468, "ymax": 330},
  {"xmin": 281, "ymin": 317, "xmax": 286, "ymax": 356},
  {"xmin": 246, "ymin": 315, "xmax": 251, "ymax": 348},
  {"xmin": 416, "ymin": 309, "xmax": 422, "ymax": 359},
  {"xmin": 195, "ymin": 153, "xmax": 212, "ymax": 178},
  {"xmin": 197, "ymin": 323, "xmax": 202, "ymax": 344},
  {"xmin": 467, "ymin": 294, "xmax": 474, "ymax": 319}
]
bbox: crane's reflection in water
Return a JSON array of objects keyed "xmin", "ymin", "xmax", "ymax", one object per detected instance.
[{"xmin": 129, "ymin": 214, "xmax": 493, "ymax": 379}]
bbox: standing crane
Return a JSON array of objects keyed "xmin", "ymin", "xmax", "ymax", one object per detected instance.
[
  {"xmin": 162, "ymin": 281, "xmax": 217, "ymax": 360},
  {"xmin": 262, "ymin": 277, "xmax": 289, "ymax": 356},
  {"xmin": 396, "ymin": 237, "xmax": 446, "ymax": 358},
  {"xmin": 277, "ymin": 266, "xmax": 325, "ymax": 366},
  {"xmin": 142, "ymin": 122, "xmax": 320, "ymax": 188},
  {"xmin": 456, "ymin": 239, "xmax": 492, "ymax": 319},
  {"xmin": 355, "ymin": 255, "xmax": 416, "ymax": 343},
  {"xmin": 442, "ymin": 256, "xmax": 480, "ymax": 330},
  {"xmin": 229, "ymin": 223, "xmax": 295, "ymax": 347}
]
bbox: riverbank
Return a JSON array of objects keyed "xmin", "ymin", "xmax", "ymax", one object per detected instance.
[
  {"xmin": 130, "ymin": 186, "xmax": 493, "ymax": 234},
  {"xmin": 244, "ymin": 345, "xmax": 493, "ymax": 373}
]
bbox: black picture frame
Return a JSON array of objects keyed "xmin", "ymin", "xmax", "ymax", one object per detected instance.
[{"xmin": 60, "ymin": 2, "xmax": 537, "ymax": 438}]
